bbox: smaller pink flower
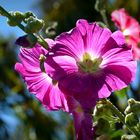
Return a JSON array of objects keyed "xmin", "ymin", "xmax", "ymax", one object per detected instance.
[
  {"xmin": 15, "ymin": 41, "xmax": 69, "ymax": 112},
  {"xmin": 111, "ymin": 8, "xmax": 140, "ymax": 60},
  {"xmin": 47, "ymin": 19, "xmax": 136, "ymax": 139}
]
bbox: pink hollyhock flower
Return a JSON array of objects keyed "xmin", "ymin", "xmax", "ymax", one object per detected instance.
[
  {"xmin": 111, "ymin": 8, "xmax": 140, "ymax": 60},
  {"xmin": 46, "ymin": 19, "xmax": 136, "ymax": 139},
  {"xmin": 15, "ymin": 42, "xmax": 69, "ymax": 111}
]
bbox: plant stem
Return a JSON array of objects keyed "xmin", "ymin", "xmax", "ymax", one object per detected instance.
[
  {"xmin": 37, "ymin": 34, "xmax": 48, "ymax": 49},
  {"xmin": 105, "ymin": 99, "xmax": 140, "ymax": 139},
  {"xmin": 100, "ymin": 10, "xmax": 109, "ymax": 28}
]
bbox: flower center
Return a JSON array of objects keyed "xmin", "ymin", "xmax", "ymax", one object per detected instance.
[{"xmin": 77, "ymin": 52, "xmax": 102, "ymax": 74}]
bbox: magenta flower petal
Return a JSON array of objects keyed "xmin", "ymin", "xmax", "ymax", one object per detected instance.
[
  {"xmin": 76, "ymin": 19, "xmax": 112, "ymax": 56},
  {"xmin": 51, "ymin": 19, "xmax": 112, "ymax": 60},
  {"xmin": 52, "ymin": 27, "xmax": 85, "ymax": 60},
  {"xmin": 18, "ymin": 45, "xmax": 46, "ymax": 72},
  {"xmin": 105, "ymin": 64, "xmax": 135, "ymax": 88}
]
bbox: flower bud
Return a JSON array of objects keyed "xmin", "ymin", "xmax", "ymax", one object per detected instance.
[
  {"xmin": 128, "ymin": 98, "xmax": 136, "ymax": 105},
  {"xmin": 94, "ymin": 101, "xmax": 112, "ymax": 118},
  {"xmin": 124, "ymin": 105, "xmax": 131, "ymax": 115},
  {"xmin": 25, "ymin": 16, "xmax": 44, "ymax": 33},
  {"xmin": 121, "ymin": 135, "xmax": 137, "ymax": 140},
  {"xmin": 13, "ymin": 11, "xmax": 24, "ymax": 21},
  {"xmin": 94, "ymin": 104, "xmax": 106, "ymax": 117},
  {"xmin": 95, "ymin": 118, "xmax": 110, "ymax": 135},
  {"xmin": 7, "ymin": 11, "xmax": 24, "ymax": 26},
  {"xmin": 7, "ymin": 18, "xmax": 17, "ymax": 26},
  {"xmin": 24, "ymin": 11, "xmax": 36, "ymax": 19},
  {"xmin": 15, "ymin": 34, "xmax": 37, "ymax": 47},
  {"xmin": 125, "ymin": 98, "xmax": 140, "ymax": 114},
  {"xmin": 125, "ymin": 112, "xmax": 138, "ymax": 127}
]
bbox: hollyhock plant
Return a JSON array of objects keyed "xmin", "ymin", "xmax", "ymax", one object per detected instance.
[
  {"xmin": 15, "ymin": 19, "xmax": 136, "ymax": 140},
  {"xmin": 0, "ymin": 4, "xmax": 139, "ymax": 140},
  {"xmin": 111, "ymin": 8, "xmax": 140, "ymax": 60}
]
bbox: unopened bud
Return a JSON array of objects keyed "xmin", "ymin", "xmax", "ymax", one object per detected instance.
[
  {"xmin": 125, "ymin": 98, "xmax": 140, "ymax": 114},
  {"xmin": 94, "ymin": 104, "xmax": 105, "ymax": 116},
  {"xmin": 138, "ymin": 42, "xmax": 140, "ymax": 48},
  {"xmin": 125, "ymin": 112, "xmax": 138, "ymax": 127},
  {"xmin": 95, "ymin": 118, "xmax": 110, "ymax": 135},
  {"xmin": 45, "ymin": 26, "xmax": 56, "ymax": 36},
  {"xmin": 124, "ymin": 105, "xmax": 131, "ymax": 115},
  {"xmin": 7, "ymin": 11, "xmax": 24, "ymax": 26},
  {"xmin": 13, "ymin": 11, "xmax": 24, "ymax": 21},
  {"xmin": 94, "ymin": 101, "xmax": 112, "ymax": 118},
  {"xmin": 25, "ymin": 16, "xmax": 44, "ymax": 33},
  {"xmin": 0, "ymin": 7, "xmax": 7, "ymax": 16},
  {"xmin": 24, "ymin": 11, "xmax": 36, "ymax": 19},
  {"xmin": 128, "ymin": 98, "xmax": 136, "ymax": 105},
  {"xmin": 7, "ymin": 18, "xmax": 17, "ymax": 26}
]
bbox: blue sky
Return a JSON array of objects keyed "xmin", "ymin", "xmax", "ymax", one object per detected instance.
[{"xmin": 0, "ymin": 0, "xmax": 42, "ymax": 37}]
